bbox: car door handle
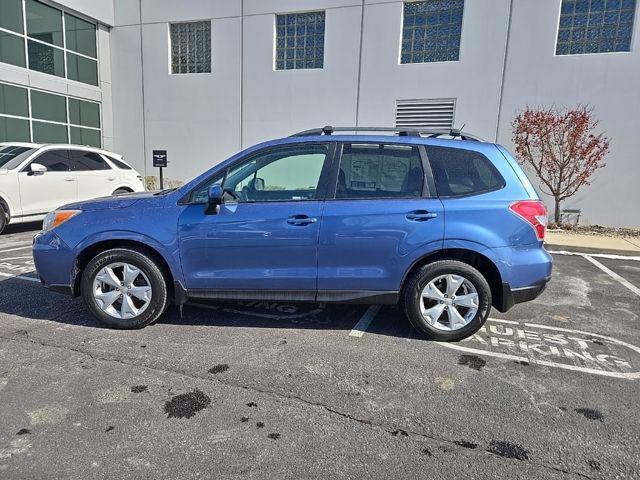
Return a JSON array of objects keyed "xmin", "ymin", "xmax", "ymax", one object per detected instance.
[
  {"xmin": 406, "ymin": 210, "xmax": 437, "ymax": 221},
  {"xmin": 286, "ymin": 215, "xmax": 318, "ymax": 226},
  {"xmin": 64, "ymin": 177, "xmax": 75, "ymax": 182},
  {"xmin": 107, "ymin": 177, "xmax": 116, "ymax": 181}
]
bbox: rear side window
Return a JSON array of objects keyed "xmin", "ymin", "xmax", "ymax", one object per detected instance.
[
  {"xmin": 70, "ymin": 151, "xmax": 110, "ymax": 171},
  {"xmin": 426, "ymin": 146, "xmax": 505, "ymax": 197},
  {"xmin": 336, "ymin": 144, "xmax": 424, "ymax": 199},
  {"xmin": 106, "ymin": 155, "xmax": 132, "ymax": 170}
]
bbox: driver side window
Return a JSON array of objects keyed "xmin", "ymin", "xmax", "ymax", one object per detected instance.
[{"xmin": 192, "ymin": 144, "xmax": 328, "ymax": 203}]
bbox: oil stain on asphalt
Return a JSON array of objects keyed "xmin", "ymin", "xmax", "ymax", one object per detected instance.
[
  {"xmin": 16, "ymin": 429, "xmax": 30, "ymax": 435},
  {"xmin": 209, "ymin": 364, "xmax": 229, "ymax": 374},
  {"xmin": 164, "ymin": 389, "xmax": 211, "ymax": 419},
  {"xmin": 454, "ymin": 440, "xmax": 478, "ymax": 449},
  {"xmin": 575, "ymin": 408, "xmax": 604, "ymax": 422},
  {"xmin": 487, "ymin": 440, "xmax": 530, "ymax": 461},
  {"xmin": 267, "ymin": 433, "xmax": 280, "ymax": 440},
  {"xmin": 458, "ymin": 354, "xmax": 486, "ymax": 371},
  {"xmin": 131, "ymin": 385, "xmax": 147, "ymax": 393}
]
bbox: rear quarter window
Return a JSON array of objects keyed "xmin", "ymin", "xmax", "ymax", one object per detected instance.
[
  {"xmin": 426, "ymin": 145, "xmax": 505, "ymax": 197},
  {"xmin": 106, "ymin": 155, "xmax": 132, "ymax": 170}
]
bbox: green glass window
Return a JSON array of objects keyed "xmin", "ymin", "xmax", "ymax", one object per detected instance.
[
  {"xmin": 0, "ymin": 84, "xmax": 29, "ymax": 117},
  {"xmin": 0, "ymin": 117, "xmax": 30, "ymax": 142},
  {"xmin": 69, "ymin": 98, "xmax": 100, "ymax": 128},
  {"xmin": 0, "ymin": 0, "xmax": 24, "ymax": 34},
  {"xmin": 70, "ymin": 126, "xmax": 101, "ymax": 147},
  {"xmin": 0, "ymin": 31, "xmax": 26, "ymax": 68},
  {"xmin": 28, "ymin": 40, "xmax": 65, "ymax": 77},
  {"xmin": 65, "ymin": 14, "xmax": 97, "ymax": 58},
  {"xmin": 31, "ymin": 90, "xmax": 67, "ymax": 123},
  {"xmin": 32, "ymin": 121, "xmax": 68, "ymax": 143},
  {"xmin": 67, "ymin": 53, "xmax": 98, "ymax": 86},
  {"xmin": 26, "ymin": 0, "xmax": 63, "ymax": 47}
]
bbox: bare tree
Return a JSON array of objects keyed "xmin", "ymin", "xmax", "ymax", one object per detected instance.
[{"xmin": 512, "ymin": 106, "xmax": 610, "ymax": 224}]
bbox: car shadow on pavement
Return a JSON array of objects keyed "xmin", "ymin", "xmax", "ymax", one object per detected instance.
[{"xmin": 0, "ymin": 277, "xmax": 418, "ymax": 339}]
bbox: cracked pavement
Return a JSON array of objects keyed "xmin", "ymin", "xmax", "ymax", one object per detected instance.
[{"xmin": 1, "ymin": 224, "xmax": 639, "ymax": 479}]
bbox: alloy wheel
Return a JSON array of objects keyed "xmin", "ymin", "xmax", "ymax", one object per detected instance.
[
  {"xmin": 419, "ymin": 274, "xmax": 479, "ymax": 331},
  {"xmin": 93, "ymin": 262, "xmax": 152, "ymax": 319}
]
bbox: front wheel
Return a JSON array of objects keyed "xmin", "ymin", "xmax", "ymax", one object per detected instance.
[
  {"xmin": 0, "ymin": 203, "xmax": 7, "ymax": 235},
  {"xmin": 81, "ymin": 248, "xmax": 169, "ymax": 329},
  {"xmin": 403, "ymin": 260, "xmax": 491, "ymax": 341}
]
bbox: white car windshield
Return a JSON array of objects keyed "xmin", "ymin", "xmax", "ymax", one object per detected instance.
[{"xmin": 0, "ymin": 146, "xmax": 36, "ymax": 170}]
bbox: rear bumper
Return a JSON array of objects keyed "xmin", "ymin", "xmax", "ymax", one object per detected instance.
[{"xmin": 498, "ymin": 276, "xmax": 550, "ymax": 312}]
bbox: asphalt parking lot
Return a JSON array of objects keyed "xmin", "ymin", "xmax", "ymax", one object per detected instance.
[{"xmin": 1, "ymin": 223, "xmax": 639, "ymax": 479}]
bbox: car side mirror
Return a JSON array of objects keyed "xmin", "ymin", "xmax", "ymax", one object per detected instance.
[
  {"xmin": 205, "ymin": 184, "xmax": 224, "ymax": 215},
  {"xmin": 253, "ymin": 177, "xmax": 265, "ymax": 191},
  {"xmin": 29, "ymin": 163, "xmax": 47, "ymax": 176}
]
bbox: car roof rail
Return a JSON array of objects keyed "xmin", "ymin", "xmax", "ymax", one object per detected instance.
[{"xmin": 290, "ymin": 126, "xmax": 485, "ymax": 141}]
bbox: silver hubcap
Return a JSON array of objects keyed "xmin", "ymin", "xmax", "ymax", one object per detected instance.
[
  {"xmin": 420, "ymin": 274, "xmax": 479, "ymax": 331},
  {"xmin": 93, "ymin": 262, "xmax": 152, "ymax": 319}
]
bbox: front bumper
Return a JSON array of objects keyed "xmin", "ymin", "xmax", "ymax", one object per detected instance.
[
  {"xmin": 498, "ymin": 276, "xmax": 550, "ymax": 312},
  {"xmin": 32, "ymin": 231, "xmax": 77, "ymax": 296}
]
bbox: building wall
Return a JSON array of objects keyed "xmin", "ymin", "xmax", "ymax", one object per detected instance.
[
  {"xmin": 3, "ymin": 0, "xmax": 639, "ymax": 227},
  {"xmin": 497, "ymin": 0, "xmax": 640, "ymax": 227}
]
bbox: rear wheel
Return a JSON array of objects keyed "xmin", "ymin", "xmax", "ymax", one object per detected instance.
[
  {"xmin": 81, "ymin": 248, "xmax": 169, "ymax": 329},
  {"xmin": 403, "ymin": 260, "xmax": 491, "ymax": 341}
]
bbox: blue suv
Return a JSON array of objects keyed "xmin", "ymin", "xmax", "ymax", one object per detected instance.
[{"xmin": 33, "ymin": 127, "xmax": 552, "ymax": 341}]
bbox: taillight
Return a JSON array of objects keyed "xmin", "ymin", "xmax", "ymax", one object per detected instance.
[{"xmin": 509, "ymin": 200, "xmax": 547, "ymax": 241}]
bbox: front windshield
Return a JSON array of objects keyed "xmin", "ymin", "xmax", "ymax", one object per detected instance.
[{"xmin": 0, "ymin": 146, "xmax": 36, "ymax": 170}]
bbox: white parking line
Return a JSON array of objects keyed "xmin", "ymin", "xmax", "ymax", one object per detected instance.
[
  {"xmin": 0, "ymin": 245, "xmax": 32, "ymax": 254},
  {"xmin": 583, "ymin": 255, "xmax": 640, "ymax": 297},
  {"xmin": 0, "ymin": 271, "xmax": 39, "ymax": 282},
  {"xmin": 349, "ymin": 305, "xmax": 382, "ymax": 338},
  {"xmin": 549, "ymin": 250, "xmax": 640, "ymax": 262}
]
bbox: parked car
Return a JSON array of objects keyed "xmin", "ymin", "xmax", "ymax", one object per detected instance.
[
  {"xmin": 0, "ymin": 143, "xmax": 144, "ymax": 234},
  {"xmin": 32, "ymin": 127, "xmax": 552, "ymax": 341}
]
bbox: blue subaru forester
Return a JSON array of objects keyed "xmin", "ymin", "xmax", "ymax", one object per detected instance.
[{"xmin": 33, "ymin": 127, "xmax": 552, "ymax": 341}]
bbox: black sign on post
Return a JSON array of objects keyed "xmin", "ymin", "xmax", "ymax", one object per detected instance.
[{"xmin": 152, "ymin": 150, "xmax": 168, "ymax": 189}]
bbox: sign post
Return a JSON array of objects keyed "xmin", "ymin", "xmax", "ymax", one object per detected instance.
[{"xmin": 152, "ymin": 150, "xmax": 168, "ymax": 190}]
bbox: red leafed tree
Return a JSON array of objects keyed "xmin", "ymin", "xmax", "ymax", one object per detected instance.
[{"xmin": 512, "ymin": 106, "xmax": 610, "ymax": 224}]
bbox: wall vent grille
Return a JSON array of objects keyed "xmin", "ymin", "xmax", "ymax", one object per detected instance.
[{"xmin": 395, "ymin": 99, "xmax": 456, "ymax": 129}]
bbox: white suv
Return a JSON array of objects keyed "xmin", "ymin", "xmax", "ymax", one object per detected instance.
[{"xmin": 0, "ymin": 143, "xmax": 145, "ymax": 234}]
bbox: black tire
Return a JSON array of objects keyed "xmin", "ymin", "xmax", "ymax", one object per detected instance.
[
  {"xmin": 0, "ymin": 202, "xmax": 8, "ymax": 235},
  {"xmin": 403, "ymin": 260, "xmax": 491, "ymax": 342},
  {"xmin": 81, "ymin": 248, "xmax": 169, "ymax": 329},
  {"xmin": 112, "ymin": 188, "xmax": 131, "ymax": 195}
]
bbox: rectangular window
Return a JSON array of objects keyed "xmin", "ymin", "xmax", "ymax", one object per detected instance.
[
  {"xmin": 0, "ymin": 83, "xmax": 29, "ymax": 117},
  {"xmin": 26, "ymin": 0, "xmax": 63, "ymax": 47},
  {"xmin": 396, "ymin": 98, "xmax": 456, "ymax": 129},
  {"xmin": 28, "ymin": 39, "xmax": 65, "ymax": 77},
  {"xmin": 401, "ymin": 0, "xmax": 464, "ymax": 63},
  {"xmin": 170, "ymin": 21, "xmax": 211, "ymax": 74},
  {"xmin": 556, "ymin": 0, "xmax": 636, "ymax": 54},
  {"xmin": 32, "ymin": 120, "xmax": 68, "ymax": 143},
  {"xmin": 67, "ymin": 52, "xmax": 98, "ymax": 86},
  {"xmin": 275, "ymin": 11, "xmax": 325, "ymax": 70},
  {"xmin": 0, "ymin": 0, "xmax": 24, "ymax": 33},
  {"xmin": 0, "ymin": 81, "xmax": 101, "ymax": 147},
  {"xmin": 426, "ymin": 145, "xmax": 504, "ymax": 197},
  {"xmin": 0, "ymin": 1, "xmax": 98, "ymax": 86},
  {"xmin": 337, "ymin": 144, "xmax": 424, "ymax": 199},
  {"xmin": 0, "ymin": 31, "xmax": 26, "ymax": 68},
  {"xmin": 65, "ymin": 13, "xmax": 97, "ymax": 58}
]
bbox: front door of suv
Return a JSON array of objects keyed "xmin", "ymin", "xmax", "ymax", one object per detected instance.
[
  {"xmin": 178, "ymin": 143, "xmax": 334, "ymax": 297},
  {"xmin": 317, "ymin": 142, "xmax": 445, "ymax": 300}
]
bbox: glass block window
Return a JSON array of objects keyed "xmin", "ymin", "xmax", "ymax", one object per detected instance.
[
  {"xmin": 556, "ymin": 0, "xmax": 637, "ymax": 55},
  {"xmin": 275, "ymin": 11, "xmax": 325, "ymax": 70},
  {"xmin": 170, "ymin": 21, "xmax": 212, "ymax": 74},
  {"xmin": 0, "ymin": 81, "xmax": 101, "ymax": 146},
  {"xmin": 401, "ymin": 0, "xmax": 464, "ymax": 63}
]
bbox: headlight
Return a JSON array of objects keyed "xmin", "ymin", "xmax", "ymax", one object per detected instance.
[{"xmin": 42, "ymin": 210, "xmax": 81, "ymax": 232}]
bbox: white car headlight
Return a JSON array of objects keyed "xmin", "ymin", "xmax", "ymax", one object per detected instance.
[{"xmin": 42, "ymin": 210, "xmax": 81, "ymax": 232}]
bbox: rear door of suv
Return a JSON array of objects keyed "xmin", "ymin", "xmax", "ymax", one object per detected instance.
[
  {"xmin": 69, "ymin": 149, "xmax": 116, "ymax": 201},
  {"xmin": 317, "ymin": 141, "xmax": 445, "ymax": 301}
]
